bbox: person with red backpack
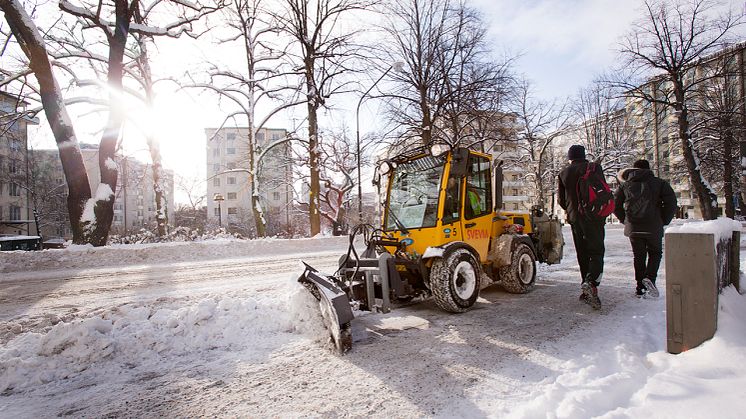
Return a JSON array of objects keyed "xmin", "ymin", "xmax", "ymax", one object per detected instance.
[
  {"xmin": 613, "ymin": 159, "xmax": 677, "ymax": 298},
  {"xmin": 558, "ymin": 145, "xmax": 614, "ymax": 310}
]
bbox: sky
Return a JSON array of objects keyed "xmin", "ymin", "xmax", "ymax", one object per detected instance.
[
  {"xmin": 20, "ymin": 0, "xmax": 741, "ymax": 205},
  {"xmin": 469, "ymin": 0, "xmax": 644, "ymax": 99}
]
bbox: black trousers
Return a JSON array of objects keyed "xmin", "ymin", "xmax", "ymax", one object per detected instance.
[
  {"xmin": 629, "ymin": 234, "xmax": 663, "ymax": 292},
  {"xmin": 570, "ymin": 219, "xmax": 605, "ymax": 286}
]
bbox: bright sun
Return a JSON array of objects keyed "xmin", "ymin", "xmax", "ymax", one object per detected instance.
[{"xmin": 124, "ymin": 87, "xmax": 208, "ymax": 183}]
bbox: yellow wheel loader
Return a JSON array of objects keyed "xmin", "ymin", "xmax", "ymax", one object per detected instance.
[{"xmin": 297, "ymin": 145, "xmax": 564, "ymax": 352}]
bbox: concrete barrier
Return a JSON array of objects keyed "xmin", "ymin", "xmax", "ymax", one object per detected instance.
[{"xmin": 664, "ymin": 219, "xmax": 741, "ymax": 354}]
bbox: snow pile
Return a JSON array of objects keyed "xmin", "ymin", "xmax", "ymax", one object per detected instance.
[
  {"xmin": 0, "ymin": 280, "xmax": 326, "ymax": 393},
  {"xmin": 0, "ymin": 235, "xmax": 348, "ymax": 274},
  {"xmin": 666, "ymin": 217, "xmax": 742, "ymax": 246},
  {"xmin": 506, "ymin": 286, "xmax": 746, "ymax": 419}
]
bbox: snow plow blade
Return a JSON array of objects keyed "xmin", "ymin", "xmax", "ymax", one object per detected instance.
[{"xmin": 297, "ymin": 262, "xmax": 354, "ymax": 353}]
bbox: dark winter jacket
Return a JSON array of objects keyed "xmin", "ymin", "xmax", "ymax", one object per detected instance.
[
  {"xmin": 613, "ymin": 168, "xmax": 677, "ymax": 237},
  {"xmin": 558, "ymin": 159, "xmax": 605, "ymax": 224}
]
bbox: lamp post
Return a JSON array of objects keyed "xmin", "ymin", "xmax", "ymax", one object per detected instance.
[
  {"xmin": 213, "ymin": 193, "xmax": 225, "ymax": 228},
  {"xmin": 356, "ymin": 62, "xmax": 404, "ymax": 223}
]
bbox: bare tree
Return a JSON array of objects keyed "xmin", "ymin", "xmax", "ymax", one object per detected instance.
[
  {"xmin": 510, "ymin": 79, "xmax": 569, "ymax": 207},
  {"xmin": 318, "ymin": 128, "xmax": 355, "ymax": 234},
  {"xmin": 690, "ymin": 49, "xmax": 745, "ymax": 218},
  {"xmin": 0, "ymin": 0, "xmax": 93, "ymax": 243},
  {"xmin": 380, "ymin": 0, "xmax": 511, "ymax": 150},
  {"xmin": 614, "ymin": 0, "xmax": 741, "ymax": 220},
  {"xmin": 194, "ymin": 0, "xmax": 304, "ymax": 237},
  {"xmin": 57, "ymin": 0, "xmax": 221, "ymax": 244},
  {"xmin": 572, "ymin": 80, "xmax": 639, "ymax": 175},
  {"xmin": 271, "ymin": 0, "xmax": 369, "ymax": 236}
]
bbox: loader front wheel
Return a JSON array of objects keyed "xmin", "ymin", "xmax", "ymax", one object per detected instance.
[
  {"xmin": 430, "ymin": 248, "xmax": 480, "ymax": 313},
  {"xmin": 499, "ymin": 243, "xmax": 536, "ymax": 294}
]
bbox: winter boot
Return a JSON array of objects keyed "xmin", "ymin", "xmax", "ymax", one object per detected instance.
[
  {"xmin": 581, "ymin": 282, "xmax": 602, "ymax": 310},
  {"xmin": 641, "ymin": 278, "xmax": 659, "ymax": 299}
]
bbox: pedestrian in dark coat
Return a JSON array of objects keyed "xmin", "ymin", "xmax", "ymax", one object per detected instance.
[
  {"xmin": 613, "ymin": 159, "xmax": 677, "ymax": 298},
  {"xmin": 558, "ymin": 144, "xmax": 606, "ymax": 309}
]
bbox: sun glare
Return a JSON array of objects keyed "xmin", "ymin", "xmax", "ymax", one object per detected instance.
[{"xmin": 125, "ymin": 88, "xmax": 207, "ymax": 183}]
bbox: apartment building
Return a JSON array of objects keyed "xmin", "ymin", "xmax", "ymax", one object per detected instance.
[
  {"xmin": 205, "ymin": 127, "xmax": 293, "ymax": 236},
  {"xmin": 622, "ymin": 42, "xmax": 746, "ymax": 219},
  {"xmin": 0, "ymin": 91, "xmax": 38, "ymax": 236},
  {"xmin": 32, "ymin": 145, "xmax": 175, "ymax": 238},
  {"xmin": 478, "ymin": 112, "xmax": 534, "ymax": 212}
]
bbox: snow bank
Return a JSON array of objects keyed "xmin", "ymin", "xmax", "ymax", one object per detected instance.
[
  {"xmin": 0, "ymin": 280, "xmax": 327, "ymax": 393},
  {"xmin": 0, "ymin": 236, "xmax": 348, "ymax": 274},
  {"xmin": 666, "ymin": 217, "xmax": 742, "ymax": 247},
  {"xmin": 508, "ymin": 286, "xmax": 746, "ymax": 419}
]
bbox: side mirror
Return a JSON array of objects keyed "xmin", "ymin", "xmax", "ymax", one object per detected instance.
[{"xmin": 493, "ymin": 161, "xmax": 503, "ymax": 212}]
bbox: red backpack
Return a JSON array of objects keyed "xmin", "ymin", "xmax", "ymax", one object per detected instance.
[{"xmin": 576, "ymin": 162, "xmax": 615, "ymax": 220}]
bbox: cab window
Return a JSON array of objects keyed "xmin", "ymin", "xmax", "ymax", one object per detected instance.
[{"xmin": 465, "ymin": 155, "xmax": 492, "ymax": 219}]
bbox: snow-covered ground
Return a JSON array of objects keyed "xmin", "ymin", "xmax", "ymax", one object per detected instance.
[{"xmin": 0, "ymin": 223, "xmax": 744, "ymax": 418}]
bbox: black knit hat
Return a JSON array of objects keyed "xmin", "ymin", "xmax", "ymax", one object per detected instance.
[
  {"xmin": 633, "ymin": 159, "xmax": 650, "ymax": 170},
  {"xmin": 567, "ymin": 145, "xmax": 586, "ymax": 161}
]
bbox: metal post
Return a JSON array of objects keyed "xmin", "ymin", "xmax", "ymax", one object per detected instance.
[{"xmin": 213, "ymin": 193, "xmax": 224, "ymax": 228}]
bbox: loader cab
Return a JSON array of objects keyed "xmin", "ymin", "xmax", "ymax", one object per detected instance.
[{"xmin": 380, "ymin": 147, "xmax": 497, "ymax": 261}]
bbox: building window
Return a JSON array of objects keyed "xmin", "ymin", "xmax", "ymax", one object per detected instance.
[
  {"xmin": 227, "ymin": 177, "xmax": 236, "ymax": 185},
  {"xmin": 9, "ymin": 159, "xmax": 18, "ymax": 174},
  {"xmin": 271, "ymin": 133, "xmax": 281, "ymax": 140},
  {"xmin": 272, "ymin": 191, "xmax": 281, "ymax": 200},
  {"xmin": 214, "ymin": 207, "xmax": 220, "ymax": 216},
  {"xmin": 0, "ymin": 181, "xmax": 4, "ymax": 195},
  {"xmin": 9, "ymin": 205, "xmax": 21, "ymax": 220},
  {"xmin": 9, "ymin": 183, "xmax": 20, "ymax": 196},
  {"xmin": 10, "ymin": 138, "xmax": 21, "ymax": 151},
  {"xmin": 227, "ymin": 147, "xmax": 236, "ymax": 155},
  {"xmin": 512, "ymin": 189, "xmax": 519, "ymax": 196},
  {"xmin": 227, "ymin": 133, "xmax": 236, "ymax": 141},
  {"xmin": 227, "ymin": 207, "xmax": 238, "ymax": 215},
  {"xmin": 227, "ymin": 162, "xmax": 236, "ymax": 170},
  {"xmin": 227, "ymin": 192, "xmax": 237, "ymax": 200},
  {"xmin": 213, "ymin": 178, "xmax": 221, "ymax": 187},
  {"xmin": 512, "ymin": 203, "xmax": 519, "ymax": 210},
  {"xmin": 256, "ymin": 132, "xmax": 265, "ymax": 141},
  {"xmin": 213, "ymin": 164, "xmax": 220, "ymax": 173}
]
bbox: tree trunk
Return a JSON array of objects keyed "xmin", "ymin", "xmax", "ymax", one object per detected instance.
[
  {"xmin": 136, "ymin": 33, "xmax": 168, "ymax": 237},
  {"xmin": 738, "ymin": 51, "xmax": 746, "ymax": 216},
  {"xmin": 674, "ymin": 83, "xmax": 718, "ymax": 220},
  {"xmin": 1, "ymin": 0, "xmax": 92, "ymax": 243},
  {"xmin": 89, "ymin": 0, "xmax": 130, "ymax": 246},
  {"xmin": 308, "ymin": 99, "xmax": 321, "ymax": 236},
  {"xmin": 723, "ymin": 126, "xmax": 735, "ymax": 218},
  {"xmin": 419, "ymin": 85, "xmax": 432, "ymax": 145}
]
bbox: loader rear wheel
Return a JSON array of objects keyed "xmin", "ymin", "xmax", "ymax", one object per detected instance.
[
  {"xmin": 430, "ymin": 248, "xmax": 480, "ymax": 313},
  {"xmin": 499, "ymin": 243, "xmax": 536, "ymax": 294}
]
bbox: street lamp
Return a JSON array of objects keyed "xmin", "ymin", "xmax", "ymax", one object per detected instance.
[
  {"xmin": 356, "ymin": 62, "xmax": 405, "ymax": 223},
  {"xmin": 213, "ymin": 193, "xmax": 225, "ymax": 228}
]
